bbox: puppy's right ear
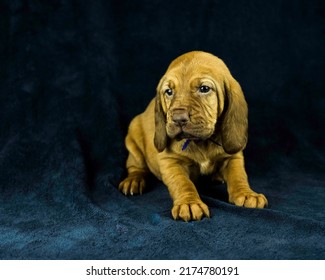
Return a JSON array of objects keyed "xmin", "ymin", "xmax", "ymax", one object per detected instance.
[{"xmin": 154, "ymin": 89, "xmax": 167, "ymax": 153}]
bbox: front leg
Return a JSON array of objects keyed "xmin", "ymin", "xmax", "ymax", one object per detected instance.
[
  {"xmin": 223, "ymin": 155, "xmax": 268, "ymax": 208},
  {"xmin": 160, "ymin": 158, "xmax": 210, "ymax": 221}
]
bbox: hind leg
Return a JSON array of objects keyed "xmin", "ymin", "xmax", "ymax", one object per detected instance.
[
  {"xmin": 119, "ymin": 137, "xmax": 148, "ymax": 195},
  {"xmin": 119, "ymin": 166, "xmax": 147, "ymax": 195}
]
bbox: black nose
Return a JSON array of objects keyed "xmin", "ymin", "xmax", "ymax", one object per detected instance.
[{"xmin": 172, "ymin": 109, "xmax": 189, "ymax": 126}]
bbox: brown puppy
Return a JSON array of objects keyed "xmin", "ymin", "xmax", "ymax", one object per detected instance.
[{"xmin": 119, "ymin": 51, "xmax": 267, "ymax": 221}]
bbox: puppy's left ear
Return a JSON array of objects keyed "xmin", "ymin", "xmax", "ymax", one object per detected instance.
[
  {"xmin": 154, "ymin": 90, "xmax": 168, "ymax": 152},
  {"xmin": 221, "ymin": 76, "xmax": 248, "ymax": 154}
]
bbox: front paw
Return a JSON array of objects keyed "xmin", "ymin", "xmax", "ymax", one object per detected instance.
[
  {"xmin": 172, "ymin": 202, "xmax": 210, "ymax": 222},
  {"xmin": 229, "ymin": 190, "xmax": 268, "ymax": 208},
  {"xmin": 118, "ymin": 174, "xmax": 146, "ymax": 195}
]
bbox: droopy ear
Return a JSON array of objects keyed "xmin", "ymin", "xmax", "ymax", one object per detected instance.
[
  {"xmin": 221, "ymin": 76, "xmax": 248, "ymax": 154},
  {"xmin": 154, "ymin": 90, "xmax": 168, "ymax": 152}
]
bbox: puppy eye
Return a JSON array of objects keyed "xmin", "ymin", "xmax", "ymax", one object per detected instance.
[
  {"xmin": 165, "ymin": 89, "xmax": 173, "ymax": 97},
  {"xmin": 199, "ymin": 85, "xmax": 211, "ymax": 94}
]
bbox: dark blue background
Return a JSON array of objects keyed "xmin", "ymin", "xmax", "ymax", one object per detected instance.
[{"xmin": 0, "ymin": 0, "xmax": 324, "ymax": 259}]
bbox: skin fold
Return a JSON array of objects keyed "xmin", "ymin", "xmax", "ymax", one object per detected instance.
[{"xmin": 119, "ymin": 51, "xmax": 267, "ymax": 222}]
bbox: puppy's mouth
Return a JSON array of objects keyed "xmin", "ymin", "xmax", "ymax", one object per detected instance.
[
  {"xmin": 175, "ymin": 132, "xmax": 201, "ymax": 141},
  {"xmin": 166, "ymin": 121, "xmax": 214, "ymax": 141}
]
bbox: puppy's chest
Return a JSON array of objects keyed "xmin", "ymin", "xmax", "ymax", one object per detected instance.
[
  {"xmin": 198, "ymin": 159, "xmax": 215, "ymax": 175},
  {"xmin": 170, "ymin": 139, "xmax": 228, "ymax": 175},
  {"xmin": 183, "ymin": 142, "xmax": 227, "ymax": 175},
  {"xmin": 196, "ymin": 153, "xmax": 227, "ymax": 175}
]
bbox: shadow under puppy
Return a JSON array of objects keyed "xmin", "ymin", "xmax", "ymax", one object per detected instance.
[{"xmin": 119, "ymin": 51, "xmax": 267, "ymax": 221}]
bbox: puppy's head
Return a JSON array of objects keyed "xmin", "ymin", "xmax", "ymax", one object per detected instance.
[{"xmin": 154, "ymin": 51, "xmax": 248, "ymax": 154}]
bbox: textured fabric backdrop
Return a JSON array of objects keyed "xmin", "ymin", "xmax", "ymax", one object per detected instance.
[{"xmin": 0, "ymin": 0, "xmax": 324, "ymax": 259}]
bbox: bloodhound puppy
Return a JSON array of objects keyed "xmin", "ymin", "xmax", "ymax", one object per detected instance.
[{"xmin": 119, "ymin": 51, "xmax": 267, "ymax": 221}]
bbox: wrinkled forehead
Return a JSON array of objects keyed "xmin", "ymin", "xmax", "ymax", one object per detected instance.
[
  {"xmin": 160, "ymin": 72, "xmax": 217, "ymax": 90},
  {"xmin": 161, "ymin": 54, "xmax": 227, "ymax": 87},
  {"xmin": 160, "ymin": 64, "xmax": 224, "ymax": 92},
  {"xmin": 167, "ymin": 52, "xmax": 227, "ymax": 71}
]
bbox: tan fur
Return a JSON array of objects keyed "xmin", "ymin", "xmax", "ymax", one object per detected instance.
[{"xmin": 119, "ymin": 51, "xmax": 267, "ymax": 221}]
